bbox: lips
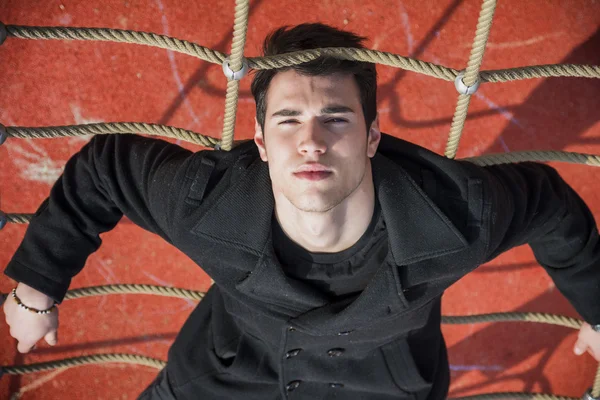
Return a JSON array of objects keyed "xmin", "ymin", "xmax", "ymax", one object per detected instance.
[
  {"xmin": 294, "ymin": 171, "xmax": 332, "ymax": 181},
  {"xmin": 295, "ymin": 164, "xmax": 331, "ymax": 173}
]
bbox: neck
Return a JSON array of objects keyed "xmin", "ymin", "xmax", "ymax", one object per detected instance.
[{"xmin": 274, "ymin": 162, "xmax": 375, "ymax": 253}]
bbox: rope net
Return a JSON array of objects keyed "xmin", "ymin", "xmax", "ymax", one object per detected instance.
[{"xmin": 1, "ymin": 0, "xmax": 599, "ymax": 398}]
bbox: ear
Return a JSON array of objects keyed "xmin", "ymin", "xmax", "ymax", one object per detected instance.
[
  {"xmin": 366, "ymin": 113, "xmax": 381, "ymax": 158},
  {"xmin": 254, "ymin": 117, "xmax": 268, "ymax": 162}
]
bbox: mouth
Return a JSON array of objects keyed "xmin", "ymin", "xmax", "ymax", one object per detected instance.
[{"xmin": 293, "ymin": 171, "xmax": 333, "ymax": 181}]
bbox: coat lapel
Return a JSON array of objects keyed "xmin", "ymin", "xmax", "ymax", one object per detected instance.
[
  {"xmin": 190, "ymin": 154, "xmax": 274, "ymax": 257},
  {"xmin": 371, "ymin": 150, "xmax": 469, "ymax": 266}
]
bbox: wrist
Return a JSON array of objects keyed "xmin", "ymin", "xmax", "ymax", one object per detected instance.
[{"xmin": 16, "ymin": 283, "xmax": 55, "ymax": 309}]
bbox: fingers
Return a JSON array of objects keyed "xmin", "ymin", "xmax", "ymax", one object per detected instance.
[
  {"xmin": 574, "ymin": 334, "xmax": 600, "ymax": 361},
  {"xmin": 14, "ymin": 332, "xmax": 57, "ymax": 354},
  {"xmin": 573, "ymin": 339, "xmax": 586, "ymax": 356},
  {"xmin": 44, "ymin": 330, "xmax": 58, "ymax": 346},
  {"xmin": 8, "ymin": 327, "xmax": 58, "ymax": 353},
  {"xmin": 17, "ymin": 340, "xmax": 36, "ymax": 354}
]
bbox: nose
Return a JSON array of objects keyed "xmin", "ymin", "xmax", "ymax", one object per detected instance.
[{"xmin": 298, "ymin": 119, "xmax": 327, "ymax": 155}]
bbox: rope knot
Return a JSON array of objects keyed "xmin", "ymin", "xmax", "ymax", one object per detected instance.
[{"xmin": 583, "ymin": 388, "xmax": 600, "ymax": 400}]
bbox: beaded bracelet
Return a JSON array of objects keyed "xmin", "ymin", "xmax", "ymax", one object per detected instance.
[{"xmin": 11, "ymin": 288, "xmax": 57, "ymax": 315}]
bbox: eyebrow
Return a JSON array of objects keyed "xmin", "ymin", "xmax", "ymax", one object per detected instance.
[{"xmin": 270, "ymin": 105, "xmax": 355, "ymax": 118}]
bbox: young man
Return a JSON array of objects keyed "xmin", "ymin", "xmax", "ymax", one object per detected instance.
[{"xmin": 4, "ymin": 24, "xmax": 600, "ymax": 400}]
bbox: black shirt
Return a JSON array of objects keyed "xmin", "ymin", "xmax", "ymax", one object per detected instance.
[{"xmin": 271, "ymin": 200, "xmax": 388, "ymax": 300}]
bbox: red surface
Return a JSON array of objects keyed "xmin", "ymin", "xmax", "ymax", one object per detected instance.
[{"xmin": 0, "ymin": 0, "xmax": 599, "ymax": 399}]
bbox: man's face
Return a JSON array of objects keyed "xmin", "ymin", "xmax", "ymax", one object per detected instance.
[{"xmin": 254, "ymin": 69, "xmax": 380, "ymax": 213}]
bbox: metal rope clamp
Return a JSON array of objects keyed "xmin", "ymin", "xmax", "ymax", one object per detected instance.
[
  {"xmin": 582, "ymin": 389, "xmax": 600, "ymax": 400},
  {"xmin": 222, "ymin": 57, "xmax": 249, "ymax": 81},
  {"xmin": 0, "ymin": 123, "xmax": 7, "ymax": 145},
  {"xmin": 454, "ymin": 71, "xmax": 481, "ymax": 95},
  {"xmin": 0, "ymin": 21, "xmax": 7, "ymax": 46},
  {"xmin": 0, "ymin": 211, "xmax": 7, "ymax": 230}
]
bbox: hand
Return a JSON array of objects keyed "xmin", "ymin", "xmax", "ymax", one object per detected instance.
[
  {"xmin": 3, "ymin": 282, "xmax": 59, "ymax": 353},
  {"xmin": 574, "ymin": 322, "xmax": 600, "ymax": 361}
]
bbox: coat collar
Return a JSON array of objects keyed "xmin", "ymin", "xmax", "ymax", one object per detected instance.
[
  {"xmin": 191, "ymin": 134, "xmax": 468, "ymax": 265},
  {"xmin": 191, "ymin": 134, "xmax": 469, "ymax": 334}
]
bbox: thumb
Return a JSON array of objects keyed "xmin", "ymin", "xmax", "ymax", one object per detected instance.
[
  {"xmin": 44, "ymin": 330, "xmax": 58, "ymax": 346},
  {"xmin": 574, "ymin": 339, "xmax": 586, "ymax": 356}
]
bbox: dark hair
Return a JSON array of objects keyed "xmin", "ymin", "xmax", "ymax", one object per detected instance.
[{"xmin": 251, "ymin": 23, "xmax": 377, "ymax": 134}]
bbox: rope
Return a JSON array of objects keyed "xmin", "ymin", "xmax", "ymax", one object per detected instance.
[
  {"xmin": 62, "ymin": 284, "xmax": 205, "ymax": 301},
  {"xmin": 442, "ymin": 312, "xmax": 582, "ymax": 330},
  {"xmin": 445, "ymin": 0, "xmax": 497, "ymax": 159},
  {"xmin": 4, "ymin": 26, "xmax": 598, "ymax": 83},
  {"xmin": 1, "ymin": 354, "xmax": 166, "ymax": 376},
  {"xmin": 6, "ymin": 25, "xmax": 226, "ymax": 64},
  {"xmin": 249, "ymin": 48, "xmax": 460, "ymax": 80},
  {"xmin": 6, "ymin": 213, "xmax": 33, "ymax": 224},
  {"xmin": 221, "ymin": 79, "xmax": 241, "ymax": 151},
  {"xmin": 5, "ymin": 123, "xmax": 220, "ymax": 147},
  {"xmin": 446, "ymin": 95, "xmax": 472, "ymax": 158},
  {"xmin": 596, "ymin": 365, "xmax": 600, "ymax": 398},
  {"xmin": 481, "ymin": 64, "xmax": 600, "ymax": 82},
  {"xmin": 0, "ymin": 283, "xmax": 205, "ymax": 305},
  {"xmin": 220, "ymin": 0, "xmax": 250, "ymax": 152},
  {"xmin": 464, "ymin": 150, "xmax": 600, "ymax": 167}
]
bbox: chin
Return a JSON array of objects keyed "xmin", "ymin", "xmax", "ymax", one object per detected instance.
[{"xmin": 292, "ymin": 195, "xmax": 339, "ymax": 213}]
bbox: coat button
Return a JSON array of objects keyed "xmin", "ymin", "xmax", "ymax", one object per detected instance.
[
  {"xmin": 327, "ymin": 348, "xmax": 345, "ymax": 357},
  {"xmin": 329, "ymin": 383, "xmax": 344, "ymax": 388},
  {"xmin": 288, "ymin": 326, "xmax": 296, "ymax": 332},
  {"xmin": 337, "ymin": 330, "xmax": 353, "ymax": 336},
  {"xmin": 285, "ymin": 348, "xmax": 302, "ymax": 359},
  {"xmin": 286, "ymin": 380, "xmax": 302, "ymax": 391}
]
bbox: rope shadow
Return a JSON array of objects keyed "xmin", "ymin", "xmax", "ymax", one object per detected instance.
[
  {"xmin": 157, "ymin": 0, "xmax": 265, "ymax": 126},
  {"xmin": 479, "ymin": 28, "xmax": 600, "ymax": 155},
  {"xmin": 444, "ymin": 288, "xmax": 591, "ymax": 397},
  {"xmin": 13, "ymin": 332, "xmax": 178, "ymax": 357},
  {"xmin": 472, "ymin": 260, "xmax": 538, "ymax": 274},
  {"xmin": 3, "ymin": 330, "xmax": 179, "ymax": 398},
  {"xmin": 376, "ymin": 0, "xmax": 464, "ymax": 129}
]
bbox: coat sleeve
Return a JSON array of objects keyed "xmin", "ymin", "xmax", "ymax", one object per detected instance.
[
  {"xmin": 3, "ymin": 134, "xmax": 198, "ymax": 304},
  {"xmin": 481, "ymin": 161, "xmax": 600, "ymax": 325}
]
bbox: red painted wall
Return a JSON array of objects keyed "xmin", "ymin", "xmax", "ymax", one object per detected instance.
[{"xmin": 1, "ymin": 0, "xmax": 599, "ymax": 398}]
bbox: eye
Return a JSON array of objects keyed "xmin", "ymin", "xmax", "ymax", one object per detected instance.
[
  {"xmin": 326, "ymin": 118, "xmax": 348, "ymax": 124},
  {"xmin": 279, "ymin": 119, "xmax": 299, "ymax": 125}
]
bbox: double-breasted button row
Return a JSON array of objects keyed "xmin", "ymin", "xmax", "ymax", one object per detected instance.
[
  {"xmin": 284, "ymin": 327, "xmax": 347, "ymax": 393},
  {"xmin": 284, "ymin": 347, "xmax": 345, "ymax": 359}
]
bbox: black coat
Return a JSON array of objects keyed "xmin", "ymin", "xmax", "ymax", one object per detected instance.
[{"xmin": 5, "ymin": 133, "xmax": 600, "ymax": 400}]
